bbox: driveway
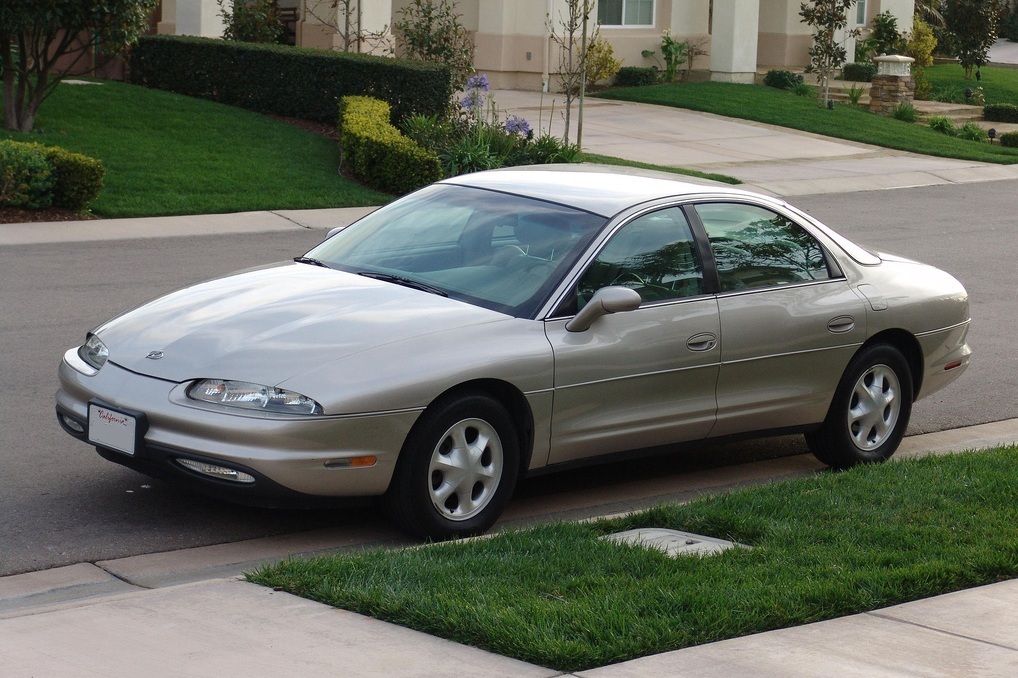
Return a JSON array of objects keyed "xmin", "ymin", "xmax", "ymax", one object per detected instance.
[
  {"xmin": 494, "ymin": 89, "xmax": 1018, "ymax": 196},
  {"xmin": 990, "ymin": 38, "xmax": 1018, "ymax": 65}
]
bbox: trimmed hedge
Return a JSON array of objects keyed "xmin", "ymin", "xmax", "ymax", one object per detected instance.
[
  {"xmin": 614, "ymin": 66, "xmax": 658, "ymax": 87},
  {"xmin": 44, "ymin": 147, "xmax": 105, "ymax": 210},
  {"xmin": 0, "ymin": 141, "xmax": 54, "ymax": 209},
  {"xmin": 841, "ymin": 62, "xmax": 877, "ymax": 82},
  {"xmin": 0, "ymin": 140, "xmax": 104, "ymax": 211},
  {"xmin": 984, "ymin": 103, "xmax": 1018, "ymax": 123},
  {"xmin": 338, "ymin": 96, "xmax": 441, "ymax": 195},
  {"xmin": 130, "ymin": 35, "xmax": 452, "ymax": 124},
  {"xmin": 763, "ymin": 70, "xmax": 803, "ymax": 90},
  {"xmin": 1000, "ymin": 131, "xmax": 1018, "ymax": 147}
]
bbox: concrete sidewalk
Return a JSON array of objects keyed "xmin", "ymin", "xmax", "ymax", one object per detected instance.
[{"xmin": 494, "ymin": 89, "xmax": 1018, "ymax": 196}]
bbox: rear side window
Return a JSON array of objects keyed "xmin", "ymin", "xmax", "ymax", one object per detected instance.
[{"xmin": 694, "ymin": 203, "xmax": 832, "ymax": 292}]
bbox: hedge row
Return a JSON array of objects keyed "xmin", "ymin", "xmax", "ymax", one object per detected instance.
[
  {"xmin": 338, "ymin": 96, "xmax": 441, "ymax": 195},
  {"xmin": 1000, "ymin": 131, "xmax": 1018, "ymax": 147},
  {"xmin": 841, "ymin": 62, "xmax": 877, "ymax": 82},
  {"xmin": 984, "ymin": 103, "xmax": 1018, "ymax": 123},
  {"xmin": 130, "ymin": 35, "xmax": 452, "ymax": 124},
  {"xmin": 0, "ymin": 141, "xmax": 104, "ymax": 211},
  {"xmin": 614, "ymin": 66, "xmax": 658, "ymax": 87}
]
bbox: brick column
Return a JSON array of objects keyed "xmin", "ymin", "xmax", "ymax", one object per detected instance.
[{"xmin": 869, "ymin": 54, "xmax": 916, "ymax": 114}]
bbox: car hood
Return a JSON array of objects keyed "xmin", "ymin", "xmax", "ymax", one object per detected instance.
[{"xmin": 95, "ymin": 263, "xmax": 508, "ymax": 384}]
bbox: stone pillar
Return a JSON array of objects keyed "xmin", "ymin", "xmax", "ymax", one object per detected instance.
[
  {"xmin": 868, "ymin": 54, "xmax": 915, "ymax": 114},
  {"xmin": 176, "ymin": 0, "xmax": 224, "ymax": 37},
  {"xmin": 157, "ymin": 0, "xmax": 177, "ymax": 34},
  {"xmin": 710, "ymin": 0, "xmax": 760, "ymax": 84}
]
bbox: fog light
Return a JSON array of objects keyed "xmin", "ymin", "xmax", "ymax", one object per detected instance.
[
  {"xmin": 176, "ymin": 458, "xmax": 255, "ymax": 483},
  {"xmin": 324, "ymin": 455, "xmax": 377, "ymax": 469},
  {"xmin": 61, "ymin": 415, "xmax": 85, "ymax": 434}
]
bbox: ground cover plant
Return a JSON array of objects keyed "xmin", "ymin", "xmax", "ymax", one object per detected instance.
[
  {"xmin": 0, "ymin": 79, "xmax": 388, "ymax": 217},
  {"xmin": 597, "ymin": 82, "xmax": 1018, "ymax": 164},
  {"xmin": 252, "ymin": 447, "xmax": 1018, "ymax": 672}
]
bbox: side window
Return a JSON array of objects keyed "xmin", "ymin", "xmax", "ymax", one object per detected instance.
[
  {"xmin": 576, "ymin": 207, "xmax": 704, "ymax": 309},
  {"xmin": 695, "ymin": 203, "xmax": 831, "ymax": 292}
]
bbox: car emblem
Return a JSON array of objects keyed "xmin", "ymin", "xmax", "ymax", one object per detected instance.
[{"xmin": 145, "ymin": 350, "xmax": 165, "ymax": 360}]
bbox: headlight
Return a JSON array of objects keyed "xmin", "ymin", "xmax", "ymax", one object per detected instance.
[
  {"xmin": 77, "ymin": 334, "xmax": 109, "ymax": 370},
  {"xmin": 187, "ymin": 379, "xmax": 323, "ymax": 415}
]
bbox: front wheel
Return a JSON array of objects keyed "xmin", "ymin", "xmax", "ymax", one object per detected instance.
[
  {"xmin": 385, "ymin": 393, "xmax": 520, "ymax": 539},
  {"xmin": 806, "ymin": 343, "xmax": 913, "ymax": 469}
]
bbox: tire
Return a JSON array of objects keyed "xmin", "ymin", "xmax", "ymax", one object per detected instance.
[
  {"xmin": 384, "ymin": 393, "xmax": 520, "ymax": 539},
  {"xmin": 806, "ymin": 343, "xmax": 913, "ymax": 469}
]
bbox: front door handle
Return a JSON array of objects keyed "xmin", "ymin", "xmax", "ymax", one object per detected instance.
[
  {"xmin": 827, "ymin": 315, "xmax": 856, "ymax": 334},
  {"xmin": 686, "ymin": 332, "xmax": 718, "ymax": 352}
]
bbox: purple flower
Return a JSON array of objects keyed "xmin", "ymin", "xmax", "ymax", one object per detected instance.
[
  {"xmin": 460, "ymin": 90, "xmax": 482, "ymax": 110},
  {"xmin": 465, "ymin": 73, "xmax": 490, "ymax": 92},
  {"xmin": 504, "ymin": 115, "xmax": 532, "ymax": 137}
]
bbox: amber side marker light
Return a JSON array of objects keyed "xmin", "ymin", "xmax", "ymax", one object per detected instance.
[{"xmin": 324, "ymin": 455, "xmax": 378, "ymax": 469}]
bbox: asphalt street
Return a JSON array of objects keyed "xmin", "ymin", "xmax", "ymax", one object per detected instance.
[{"xmin": 1, "ymin": 180, "xmax": 1014, "ymax": 576}]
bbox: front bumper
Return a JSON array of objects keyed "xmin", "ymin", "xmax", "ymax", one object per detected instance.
[{"xmin": 56, "ymin": 350, "xmax": 421, "ymax": 499}]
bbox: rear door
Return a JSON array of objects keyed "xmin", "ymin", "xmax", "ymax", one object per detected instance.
[
  {"xmin": 689, "ymin": 202, "xmax": 867, "ymax": 437},
  {"xmin": 544, "ymin": 206, "xmax": 721, "ymax": 464}
]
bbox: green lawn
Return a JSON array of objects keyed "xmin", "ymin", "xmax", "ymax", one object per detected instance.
[
  {"xmin": 597, "ymin": 81, "xmax": 1018, "ymax": 164},
  {"xmin": 251, "ymin": 447, "xmax": 1018, "ymax": 672},
  {"xmin": 926, "ymin": 64, "xmax": 1018, "ymax": 105},
  {"xmin": 580, "ymin": 152, "xmax": 742, "ymax": 184},
  {"xmin": 1, "ymin": 80, "xmax": 389, "ymax": 217}
]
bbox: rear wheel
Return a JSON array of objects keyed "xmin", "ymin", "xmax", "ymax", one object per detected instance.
[
  {"xmin": 385, "ymin": 393, "xmax": 519, "ymax": 539},
  {"xmin": 806, "ymin": 343, "xmax": 913, "ymax": 469}
]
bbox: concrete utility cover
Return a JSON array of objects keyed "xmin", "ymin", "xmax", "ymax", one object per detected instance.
[{"xmin": 602, "ymin": 528, "xmax": 745, "ymax": 558}]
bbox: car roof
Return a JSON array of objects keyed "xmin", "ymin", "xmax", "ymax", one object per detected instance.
[{"xmin": 441, "ymin": 164, "xmax": 761, "ymax": 217}]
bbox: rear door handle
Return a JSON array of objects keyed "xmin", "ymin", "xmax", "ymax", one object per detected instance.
[
  {"xmin": 827, "ymin": 315, "xmax": 856, "ymax": 333},
  {"xmin": 686, "ymin": 333, "xmax": 718, "ymax": 352}
]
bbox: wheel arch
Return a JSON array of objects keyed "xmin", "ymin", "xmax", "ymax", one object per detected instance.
[
  {"xmin": 408, "ymin": 379, "xmax": 536, "ymax": 480},
  {"xmin": 861, "ymin": 329, "xmax": 924, "ymax": 401}
]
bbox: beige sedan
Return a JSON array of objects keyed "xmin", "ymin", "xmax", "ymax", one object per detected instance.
[{"xmin": 56, "ymin": 167, "xmax": 971, "ymax": 538}]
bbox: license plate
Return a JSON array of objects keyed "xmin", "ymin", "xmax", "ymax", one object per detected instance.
[{"xmin": 88, "ymin": 404, "xmax": 137, "ymax": 456}]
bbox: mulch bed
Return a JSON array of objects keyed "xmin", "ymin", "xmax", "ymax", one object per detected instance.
[{"xmin": 0, "ymin": 207, "xmax": 96, "ymax": 223}]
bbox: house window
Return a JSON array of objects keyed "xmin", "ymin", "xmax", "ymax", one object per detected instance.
[
  {"xmin": 598, "ymin": 0, "xmax": 655, "ymax": 27},
  {"xmin": 856, "ymin": 0, "xmax": 867, "ymax": 25}
]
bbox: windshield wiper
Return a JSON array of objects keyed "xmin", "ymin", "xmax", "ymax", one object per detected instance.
[
  {"xmin": 356, "ymin": 271, "xmax": 448, "ymax": 297},
  {"xmin": 293, "ymin": 256, "xmax": 331, "ymax": 268}
]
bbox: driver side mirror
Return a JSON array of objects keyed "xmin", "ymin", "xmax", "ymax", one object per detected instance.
[{"xmin": 565, "ymin": 286, "xmax": 642, "ymax": 332}]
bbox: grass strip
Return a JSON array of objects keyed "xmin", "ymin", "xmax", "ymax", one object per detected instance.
[
  {"xmin": 926, "ymin": 64, "xmax": 1018, "ymax": 105},
  {"xmin": 580, "ymin": 152, "xmax": 742, "ymax": 185},
  {"xmin": 1, "ymin": 80, "xmax": 389, "ymax": 217},
  {"xmin": 597, "ymin": 81, "xmax": 1018, "ymax": 164},
  {"xmin": 251, "ymin": 447, "xmax": 1018, "ymax": 672}
]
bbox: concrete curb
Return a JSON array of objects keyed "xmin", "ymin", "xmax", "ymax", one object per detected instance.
[{"xmin": 2, "ymin": 417, "xmax": 1016, "ymax": 619}]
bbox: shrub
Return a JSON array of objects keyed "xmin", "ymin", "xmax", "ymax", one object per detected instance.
[
  {"xmin": 869, "ymin": 10, "xmax": 905, "ymax": 56},
  {"xmin": 763, "ymin": 69, "xmax": 803, "ymax": 90},
  {"xmin": 999, "ymin": 131, "xmax": 1018, "ymax": 147},
  {"xmin": 614, "ymin": 66, "xmax": 657, "ymax": 87},
  {"xmin": 892, "ymin": 102, "xmax": 917, "ymax": 122},
  {"xmin": 584, "ymin": 38, "xmax": 622, "ymax": 87},
  {"xmin": 957, "ymin": 122, "xmax": 988, "ymax": 142},
  {"xmin": 927, "ymin": 116, "xmax": 957, "ymax": 136},
  {"xmin": 44, "ymin": 147, "xmax": 105, "ymax": 211},
  {"xmin": 0, "ymin": 141, "xmax": 55, "ymax": 209},
  {"xmin": 130, "ymin": 35, "xmax": 452, "ymax": 124},
  {"xmin": 841, "ymin": 62, "xmax": 877, "ymax": 82},
  {"xmin": 847, "ymin": 84, "xmax": 865, "ymax": 105},
  {"xmin": 519, "ymin": 134, "xmax": 580, "ymax": 165},
  {"xmin": 1003, "ymin": 2, "xmax": 1018, "ymax": 43},
  {"xmin": 217, "ymin": 0, "xmax": 284, "ymax": 44},
  {"xmin": 793, "ymin": 81, "xmax": 813, "ymax": 97},
  {"xmin": 984, "ymin": 103, "xmax": 1018, "ymax": 123},
  {"xmin": 338, "ymin": 96, "xmax": 442, "ymax": 195}
]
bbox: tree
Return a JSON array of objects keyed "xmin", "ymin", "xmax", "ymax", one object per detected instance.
[
  {"xmin": 548, "ymin": 0, "xmax": 597, "ymax": 146},
  {"xmin": 799, "ymin": 0, "xmax": 858, "ymax": 108},
  {"xmin": 0, "ymin": 0, "xmax": 156, "ymax": 133},
  {"xmin": 302, "ymin": 0, "xmax": 392, "ymax": 53},
  {"xmin": 394, "ymin": 0, "xmax": 473, "ymax": 90},
  {"xmin": 217, "ymin": 0, "xmax": 285, "ymax": 44},
  {"xmin": 943, "ymin": 0, "xmax": 1001, "ymax": 78}
]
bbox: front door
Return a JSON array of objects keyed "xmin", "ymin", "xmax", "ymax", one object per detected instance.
[{"xmin": 545, "ymin": 206, "xmax": 721, "ymax": 464}]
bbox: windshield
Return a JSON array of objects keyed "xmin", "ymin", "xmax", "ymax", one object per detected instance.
[{"xmin": 306, "ymin": 184, "xmax": 608, "ymax": 317}]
